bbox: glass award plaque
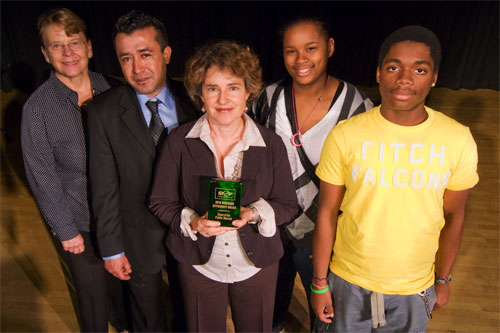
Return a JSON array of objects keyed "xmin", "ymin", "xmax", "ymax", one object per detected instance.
[{"xmin": 208, "ymin": 178, "xmax": 242, "ymax": 227}]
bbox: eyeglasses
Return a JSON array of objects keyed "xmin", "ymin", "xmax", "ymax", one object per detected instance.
[{"xmin": 48, "ymin": 40, "xmax": 84, "ymax": 53}]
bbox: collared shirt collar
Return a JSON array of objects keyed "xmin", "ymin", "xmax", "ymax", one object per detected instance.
[
  {"xmin": 135, "ymin": 83, "xmax": 175, "ymax": 110},
  {"xmin": 49, "ymin": 71, "xmax": 79, "ymax": 106},
  {"xmin": 49, "ymin": 70, "xmax": 109, "ymax": 106},
  {"xmin": 185, "ymin": 113, "xmax": 266, "ymax": 149}
]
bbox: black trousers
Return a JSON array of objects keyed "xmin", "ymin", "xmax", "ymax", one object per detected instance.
[
  {"xmin": 126, "ymin": 247, "xmax": 185, "ymax": 332},
  {"xmin": 127, "ymin": 269, "xmax": 166, "ymax": 332},
  {"xmin": 165, "ymin": 248, "xmax": 187, "ymax": 332},
  {"xmin": 55, "ymin": 231, "xmax": 129, "ymax": 332},
  {"xmin": 273, "ymin": 241, "xmax": 316, "ymax": 332}
]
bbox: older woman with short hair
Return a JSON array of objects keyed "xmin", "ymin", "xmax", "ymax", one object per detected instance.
[
  {"xmin": 148, "ymin": 40, "xmax": 298, "ymax": 332},
  {"xmin": 21, "ymin": 7, "xmax": 127, "ymax": 332}
]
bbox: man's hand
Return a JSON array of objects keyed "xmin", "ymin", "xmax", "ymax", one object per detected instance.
[
  {"xmin": 433, "ymin": 283, "xmax": 451, "ymax": 310},
  {"xmin": 433, "ymin": 188, "xmax": 470, "ymax": 310},
  {"xmin": 104, "ymin": 256, "xmax": 132, "ymax": 280},
  {"xmin": 61, "ymin": 234, "xmax": 85, "ymax": 254},
  {"xmin": 311, "ymin": 291, "xmax": 334, "ymax": 323}
]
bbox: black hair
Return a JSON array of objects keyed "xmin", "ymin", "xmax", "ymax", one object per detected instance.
[
  {"xmin": 378, "ymin": 25, "xmax": 441, "ymax": 72},
  {"xmin": 113, "ymin": 10, "xmax": 168, "ymax": 50},
  {"xmin": 280, "ymin": 16, "xmax": 332, "ymax": 44}
]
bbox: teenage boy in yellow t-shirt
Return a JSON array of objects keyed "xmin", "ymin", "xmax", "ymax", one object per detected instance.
[{"xmin": 311, "ymin": 25, "xmax": 479, "ymax": 332}]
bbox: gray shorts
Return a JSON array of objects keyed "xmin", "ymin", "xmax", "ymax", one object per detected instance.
[{"xmin": 323, "ymin": 272, "xmax": 436, "ymax": 332}]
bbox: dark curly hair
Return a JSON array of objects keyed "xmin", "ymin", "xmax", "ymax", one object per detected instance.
[
  {"xmin": 113, "ymin": 10, "xmax": 168, "ymax": 50},
  {"xmin": 184, "ymin": 40, "xmax": 262, "ymax": 109},
  {"xmin": 378, "ymin": 25, "xmax": 441, "ymax": 72}
]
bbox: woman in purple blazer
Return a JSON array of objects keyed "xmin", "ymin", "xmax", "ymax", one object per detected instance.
[{"xmin": 149, "ymin": 41, "xmax": 298, "ymax": 332}]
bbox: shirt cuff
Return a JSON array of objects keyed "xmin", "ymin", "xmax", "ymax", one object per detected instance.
[
  {"xmin": 53, "ymin": 223, "xmax": 81, "ymax": 242},
  {"xmin": 103, "ymin": 252, "xmax": 124, "ymax": 260},
  {"xmin": 181, "ymin": 207, "xmax": 199, "ymax": 241},
  {"xmin": 249, "ymin": 198, "xmax": 276, "ymax": 237}
]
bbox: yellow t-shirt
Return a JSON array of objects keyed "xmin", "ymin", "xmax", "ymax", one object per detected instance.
[{"xmin": 316, "ymin": 106, "xmax": 479, "ymax": 294}]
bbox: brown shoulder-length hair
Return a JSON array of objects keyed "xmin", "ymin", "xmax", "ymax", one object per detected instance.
[
  {"xmin": 37, "ymin": 8, "xmax": 88, "ymax": 47},
  {"xmin": 184, "ymin": 40, "xmax": 262, "ymax": 109}
]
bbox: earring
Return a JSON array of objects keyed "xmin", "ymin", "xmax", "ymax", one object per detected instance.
[
  {"xmin": 201, "ymin": 106, "xmax": 205, "ymax": 112},
  {"xmin": 245, "ymin": 106, "xmax": 248, "ymax": 112},
  {"xmin": 431, "ymin": 83, "xmax": 436, "ymax": 87}
]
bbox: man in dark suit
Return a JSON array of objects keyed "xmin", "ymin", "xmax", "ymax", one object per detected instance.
[{"xmin": 87, "ymin": 10, "xmax": 199, "ymax": 332}]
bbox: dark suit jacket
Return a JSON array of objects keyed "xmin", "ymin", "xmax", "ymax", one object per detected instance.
[
  {"xmin": 87, "ymin": 78, "xmax": 200, "ymax": 274},
  {"xmin": 148, "ymin": 118, "xmax": 299, "ymax": 268}
]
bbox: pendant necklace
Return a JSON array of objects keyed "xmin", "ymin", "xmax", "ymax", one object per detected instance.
[{"xmin": 290, "ymin": 75, "xmax": 330, "ymax": 147}]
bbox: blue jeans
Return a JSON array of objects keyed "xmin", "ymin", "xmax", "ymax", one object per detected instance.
[{"xmin": 273, "ymin": 241, "xmax": 316, "ymax": 331}]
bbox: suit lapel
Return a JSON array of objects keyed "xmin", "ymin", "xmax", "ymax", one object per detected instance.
[
  {"xmin": 119, "ymin": 85, "xmax": 156, "ymax": 158},
  {"xmin": 184, "ymin": 133, "xmax": 267, "ymax": 180},
  {"xmin": 185, "ymin": 138, "xmax": 218, "ymax": 177},
  {"xmin": 241, "ymin": 146, "xmax": 266, "ymax": 182},
  {"xmin": 168, "ymin": 77, "xmax": 200, "ymax": 125}
]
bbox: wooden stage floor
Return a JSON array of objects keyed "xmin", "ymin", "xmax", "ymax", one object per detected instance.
[{"xmin": 1, "ymin": 87, "xmax": 498, "ymax": 332}]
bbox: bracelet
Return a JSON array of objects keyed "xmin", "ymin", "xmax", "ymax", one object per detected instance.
[
  {"xmin": 250, "ymin": 206, "xmax": 261, "ymax": 222},
  {"xmin": 435, "ymin": 275, "xmax": 452, "ymax": 284},
  {"xmin": 310, "ymin": 283, "xmax": 329, "ymax": 294},
  {"xmin": 311, "ymin": 276, "xmax": 328, "ymax": 282},
  {"xmin": 311, "ymin": 281, "xmax": 328, "ymax": 289}
]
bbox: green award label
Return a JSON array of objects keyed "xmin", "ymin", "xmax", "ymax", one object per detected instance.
[{"xmin": 208, "ymin": 178, "xmax": 242, "ymax": 227}]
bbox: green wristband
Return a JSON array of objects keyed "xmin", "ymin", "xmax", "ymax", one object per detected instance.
[{"xmin": 310, "ymin": 283, "xmax": 329, "ymax": 294}]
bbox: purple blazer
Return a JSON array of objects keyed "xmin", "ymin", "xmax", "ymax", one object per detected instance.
[{"xmin": 149, "ymin": 118, "xmax": 298, "ymax": 268}]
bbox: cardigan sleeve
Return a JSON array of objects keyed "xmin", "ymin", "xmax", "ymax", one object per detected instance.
[
  {"xmin": 260, "ymin": 129, "xmax": 299, "ymax": 226},
  {"xmin": 148, "ymin": 126, "xmax": 185, "ymax": 229}
]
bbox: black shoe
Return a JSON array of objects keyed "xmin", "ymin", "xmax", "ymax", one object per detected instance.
[{"xmin": 272, "ymin": 322, "xmax": 285, "ymax": 333}]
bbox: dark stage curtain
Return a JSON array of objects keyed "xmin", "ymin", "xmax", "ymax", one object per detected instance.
[{"xmin": 1, "ymin": 0, "xmax": 498, "ymax": 94}]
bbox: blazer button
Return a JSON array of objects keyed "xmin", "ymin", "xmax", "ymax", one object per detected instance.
[
  {"xmin": 208, "ymin": 250, "xmax": 211, "ymax": 254},
  {"xmin": 246, "ymin": 251, "xmax": 253, "ymax": 256},
  {"xmin": 240, "ymin": 232, "xmax": 245, "ymax": 238}
]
